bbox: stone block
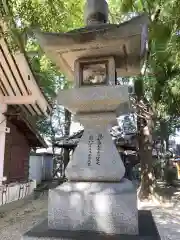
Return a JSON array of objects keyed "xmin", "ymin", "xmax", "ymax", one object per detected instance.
[
  {"xmin": 66, "ymin": 128, "xmax": 125, "ymax": 181},
  {"xmin": 7, "ymin": 184, "xmax": 19, "ymax": 203},
  {"xmin": 22, "ymin": 210, "xmax": 161, "ymax": 240},
  {"xmin": 29, "ymin": 180, "xmax": 37, "ymax": 193},
  {"xmin": 48, "ymin": 179, "xmax": 138, "ymax": 235}
]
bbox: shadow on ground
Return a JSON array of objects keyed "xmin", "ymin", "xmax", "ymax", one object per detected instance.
[{"xmin": 139, "ymin": 199, "xmax": 180, "ymax": 240}]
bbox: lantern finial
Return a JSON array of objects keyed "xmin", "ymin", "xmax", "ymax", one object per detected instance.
[{"xmin": 84, "ymin": 0, "xmax": 108, "ymax": 25}]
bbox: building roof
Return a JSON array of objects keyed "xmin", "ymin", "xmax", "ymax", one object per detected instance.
[
  {"xmin": 30, "ymin": 151, "xmax": 54, "ymax": 156},
  {"xmin": 55, "ymin": 128, "xmax": 137, "ymax": 151},
  {"xmin": 6, "ymin": 105, "xmax": 47, "ymax": 148},
  {"xmin": 0, "ymin": 22, "xmax": 52, "ymax": 148},
  {"xmin": 0, "ymin": 31, "xmax": 52, "ymax": 116}
]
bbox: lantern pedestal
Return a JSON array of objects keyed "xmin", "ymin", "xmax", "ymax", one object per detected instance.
[
  {"xmin": 22, "ymin": 111, "xmax": 140, "ymax": 239},
  {"xmin": 46, "ymin": 110, "xmax": 139, "ymax": 236},
  {"xmin": 47, "ymin": 179, "xmax": 138, "ymax": 235}
]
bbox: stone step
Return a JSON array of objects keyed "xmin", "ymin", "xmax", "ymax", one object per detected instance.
[{"xmin": 22, "ymin": 210, "xmax": 160, "ymax": 239}]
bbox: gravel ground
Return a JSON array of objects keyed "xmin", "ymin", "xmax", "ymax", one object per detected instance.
[
  {"xmin": 0, "ymin": 191, "xmax": 180, "ymax": 240},
  {"xmin": 139, "ymin": 199, "xmax": 180, "ymax": 240},
  {"xmin": 0, "ymin": 193, "xmax": 48, "ymax": 240}
]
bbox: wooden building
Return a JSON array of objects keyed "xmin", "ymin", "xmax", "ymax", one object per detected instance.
[
  {"xmin": 0, "ymin": 26, "xmax": 51, "ymax": 184},
  {"xmin": 3, "ymin": 105, "xmax": 48, "ymax": 183}
]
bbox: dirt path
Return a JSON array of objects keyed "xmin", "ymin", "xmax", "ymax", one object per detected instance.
[{"xmin": 0, "ymin": 193, "xmax": 48, "ymax": 240}]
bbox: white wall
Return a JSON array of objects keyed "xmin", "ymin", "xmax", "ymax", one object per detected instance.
[
  {"xmin": 29, "ymin": 155, "xmax": 43, "ymax": 184},
  {"xmin": 29, "ymin": 154, "xmax": 54, "ymax": 184},
  {"xmin": 0, "ymin": 180, "xmax": 36, "ymax": 206},
  {"xmin": 42, "ymin": 155, "xmax": 53, "ymax": 181}
]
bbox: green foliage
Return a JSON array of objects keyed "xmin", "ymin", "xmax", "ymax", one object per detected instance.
[
  {"xmin": 2, "ymin": 0, "xmax": 180, "ymax": 145},
  {"xmin": 109, "ymin": 0, "xmax": 180, "ymax": 197},
  {"xmin": 117, "ymin": 0, "xmax": 180, "ymax": 140},
  {"xmin": 152, "ymin": 160, "xmax": 162, "ymax": 179},
  {"xmin": 10, "ymin": 0, "xmax": 84, "ymax": 32},
  {"xmin": 1, "ymin": 0, "xmax": 85, "ymax": 140},
  {"xmin": 164, "ymin": 165, "xmax": 177, "ymax": 185}
]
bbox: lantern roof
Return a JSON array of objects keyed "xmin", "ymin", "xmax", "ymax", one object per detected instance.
[{"xmin": 35, "ymin": 14, "xmax": 148, "ymax": 81}]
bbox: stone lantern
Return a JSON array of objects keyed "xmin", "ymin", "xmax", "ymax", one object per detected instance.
[{"xmin": 23, "ymin": 0, "xmax": 150, "ymax": 239}]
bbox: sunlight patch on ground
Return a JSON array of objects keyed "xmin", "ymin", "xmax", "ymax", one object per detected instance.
[{"xmin": 139, "ymin": 199, "xmax": 180, "ymax": 240}]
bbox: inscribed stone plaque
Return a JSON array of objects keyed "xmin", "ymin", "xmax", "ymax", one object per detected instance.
[{"xmin": 66, "ymin": 128, "xmax": 125, "ymax": 181}]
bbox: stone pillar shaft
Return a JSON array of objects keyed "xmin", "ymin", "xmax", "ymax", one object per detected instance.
[{"xmin": 66, "ymin": 112, "xmax": 125, "ymax": 181}]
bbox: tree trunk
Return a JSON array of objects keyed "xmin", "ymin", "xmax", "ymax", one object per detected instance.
[
  {"xmin": 165, "ymin": 137, "xmax": 169, "ymax": 151},
  {"xmin": 49, "ymin": 113, "xmax": 56, "ymax": 175},
  {"xmin": 159, "ymin": 120, "xmax": 169, "ymax": 151},
  {"xmin": 63, "ymin": 108, "xmax": 71, "ymax": 177},
  {"xmin": 135, "ymin": 78, "xmax": 155, "ymax": 200},
  {"xmin": 137, "ymin": 115, "xmax": 155, "ymax": 199}
]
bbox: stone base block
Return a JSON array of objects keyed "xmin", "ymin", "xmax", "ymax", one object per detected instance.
[
  {"xmin": 48, "ymin": 179, "xmax": 138, "ymax": 235},
  {"xmin": 22, "ymin": 210, "xmax": 160, "ymax": 239}
]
